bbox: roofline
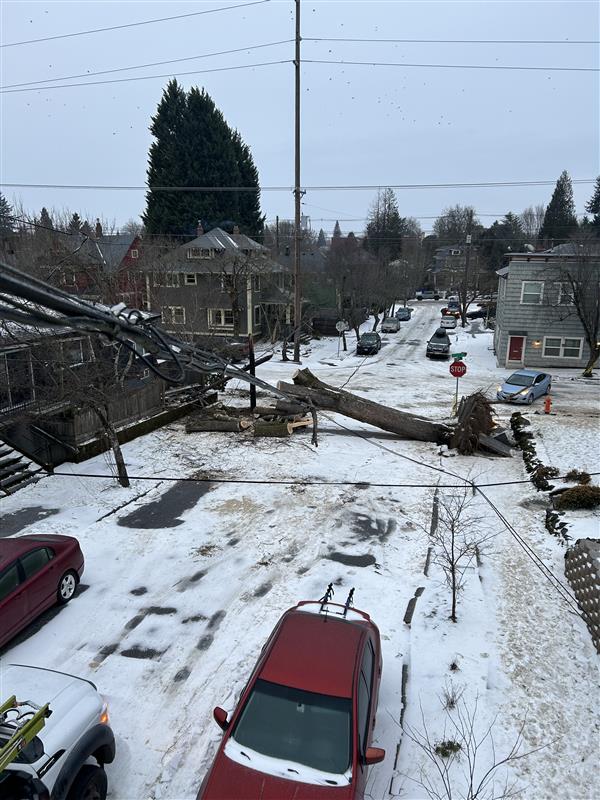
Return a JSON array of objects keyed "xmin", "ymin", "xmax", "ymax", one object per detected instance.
[{"xmin": 506, "ymin": 252, "xmax": 600, "ymax": 261}]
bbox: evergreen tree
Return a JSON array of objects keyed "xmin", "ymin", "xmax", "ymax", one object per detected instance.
[
  {"xmin": 67, "ymin": 213, "xmax": 82, "ymax": 234},
  {"xmin": 230, "ymin": 129, "xmax": 264, "ymax": 235},
  {"xmin": 539, "ymin": 170, "xmax": 578, "ymax": 245},
  {"xmin": 143, "ymin": 80, "xmax": 262, "ymax": 237},
  {"xmin": 39, "ymin": 207, "xmax": 53, "ymax": 231},
  {"xmin": 317, "ymin": 228, "xmax": 326, "ymax": 247},
  {"xmin": 364, "ymin": 188, "xmax": 404, "ymax": 263},
  {"xmin": 333, "ymin": 220, "xmax": 342, "ymax": 239},
  {"xmin": 585, "ymin": 175, "xmax": 600, "ymax": 235},
  {"xmin": 0, "ymin": 193, "xmax": 14, "ymax": 236},
  {"xmin": 81, "ymin": 220, "xmax": 92, "ymax": 236},
  {"xmin": 478, "ymin": 212, "xmax": 525, "ymax": 271}
]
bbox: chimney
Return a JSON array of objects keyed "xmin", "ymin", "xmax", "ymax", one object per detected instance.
[
  {"xmin": 197, "ymin": 220, "xmax": 204, "ymax": 237},
  {"xmin": 95, "ymin": 218, "xmax": 103, "ymax": 238},
  {"xmin": 233, "ymin": 224, "xmax": 240, "ymax": 235}
]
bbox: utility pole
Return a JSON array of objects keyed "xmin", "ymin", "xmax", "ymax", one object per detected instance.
[
  {"xmin": 292, "ymin": 0, "xmax": 302, "ymax": 363},
  {"xmin": 461, "ymin": 232, "xmax": 472, "ymax": 328}
]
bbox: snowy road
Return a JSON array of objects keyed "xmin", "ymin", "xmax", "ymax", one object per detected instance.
[{"xmin": 1, "ymin": 302, "xmax": 598, "ymax": 799}]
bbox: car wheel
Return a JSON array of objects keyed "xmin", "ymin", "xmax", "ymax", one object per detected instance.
[
  {"xmin": 57, "ymin": 570, "xmax": 78, "ymax": 604},
  {"xmin": 67, "ymin": 765, "xmax": 107, "ymax": 800},
  {"xmin": 526, "ymin": 393, "xmax": 534, "ymax": 405}
]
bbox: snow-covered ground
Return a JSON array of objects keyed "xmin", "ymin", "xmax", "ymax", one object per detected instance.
[{"xmin": 1, "ymin": 301, "xmax": 598, "ymax": 799}]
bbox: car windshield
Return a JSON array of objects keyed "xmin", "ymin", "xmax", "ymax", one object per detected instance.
[
  {"xmin": 361, "ymin": 334, "xmax": 378, "ymax": 341},
  {"xmin": 231, "ymin": 679, "xmax": 352, "ymax": 775},
  {"xmin": 506, "ymin": 373, "xmax": 535, "ymax": 387}
]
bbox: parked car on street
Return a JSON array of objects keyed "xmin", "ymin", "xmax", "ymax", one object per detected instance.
[
  {"xmin": 426, "ymin": 328, "xmax": 451, "ymax": 359},
  {"xmin": 416, "ymin": 289, "xmax": 440, "ymax": 301},
  {"xmin": 197, "ymin": 591, "xmax": 385, "ymax": 799},
  {"xmin": 356, "ymin": 332, "xmax": 382, "ymax": 355},
  {"xmin": 0, "ymin": 535, "xmax": 84, "ymax": 649},
  {"xmin": 395, "ymin": 307, "xmax": 413, "ymax": 321},
  {"xmin": 440, "ymin": 316, "xmax": 458, "ymax": 330},
  {"xmin": 496, "ymin": 370, "xmax": 552, "ymax": 404},
  {"xmin": 0, "ymin": 663, "xmax": 115, "ymax": 800},
  {"xmin": 381, "ymin": 317, "xmax": 401, "ymax": 333}
]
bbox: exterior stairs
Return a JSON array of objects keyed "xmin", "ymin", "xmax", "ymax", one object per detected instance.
[{"xmin": 0, "ymin": 442, "xmax": 44, "ymax": 496}]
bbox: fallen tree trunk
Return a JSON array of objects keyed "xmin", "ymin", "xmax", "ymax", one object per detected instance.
[
  {"xmin": 254, "ymin": 421, "xmax": 293, "ymax": 438},
  {"xmin": 277, "ymin": 368, "xmax": 452, "ymax": 444},
  {"xmin": 186, "ymin": 419, "xmax": 244, "ymax": 433}
]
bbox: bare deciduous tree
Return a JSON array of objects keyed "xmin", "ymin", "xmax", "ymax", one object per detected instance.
[
  {"xmin": 404, "ymin": 696, "xmax": 543, "ymax": 800},
  {"xmin": 431, "ymin": 488, "xmax": 496, "ymax": 622}
]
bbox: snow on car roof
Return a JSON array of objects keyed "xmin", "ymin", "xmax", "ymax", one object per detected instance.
[{"xmin": 259, "ymin": 610, "xmax": 366, "ymax": 698}]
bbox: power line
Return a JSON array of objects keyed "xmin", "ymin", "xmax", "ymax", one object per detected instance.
[
  {"xmin": 37, "ymin": 470, "xmax": 600, "ymax": 490},
  {"xmin": 0, "ymin": 1, "xmax": 270, "ymax": 49},
  {"xmin": 304, "ymin": 36, "xmax": 600, "ymax": 46},
  {"xmin": 0, "ymin": 60, "xmax": 291, "ymax": 95},
  {"xmin": 1, "ymin": 179, "xmax": 594, "ymax": 192},
  {"xmin": 304, "ymin": 58, "xmax": 599, "ymax": 74},
  {"xmin": 1, "ymin": 40, "xmax": 294, "ymax": 90}
]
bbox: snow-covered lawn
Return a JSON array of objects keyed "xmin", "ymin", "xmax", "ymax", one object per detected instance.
[{"xmin": 1, "ymin": 301, "xmax": 598, "ymax": 799}]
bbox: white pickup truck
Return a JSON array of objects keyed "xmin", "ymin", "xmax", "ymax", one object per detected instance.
[{"xmin": 0, "ymin": 664, "xmax": 115, "ymax": 800}]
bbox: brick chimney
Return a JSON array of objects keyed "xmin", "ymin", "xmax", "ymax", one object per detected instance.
[
  {"xmin": 197, "ymin": 220, "xmax": 204, "ymax": 237},
  {"xmin": 95, "ymin": 218, "xmax": 103, "ymax": 238},
  {"xmin": 233, "ymin": 224, "xmax": 240, "ymax": 234}
]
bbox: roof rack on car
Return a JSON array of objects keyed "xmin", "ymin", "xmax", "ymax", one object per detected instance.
[
  {"xmin": 317, "ymin": 584, "xmax": 356, "ymax": 618},
  {"xmin": 0, "ymin": 696, "xmax": 51, "ymax": 772}
]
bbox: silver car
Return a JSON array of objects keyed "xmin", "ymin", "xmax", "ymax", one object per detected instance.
[
  {"xmin": 496, "ymin": 370, "xmax": 552, "ymax": 404},
  {"xmin": 381, "ymin": 317, "xmax": 401, "ymax": 333}
]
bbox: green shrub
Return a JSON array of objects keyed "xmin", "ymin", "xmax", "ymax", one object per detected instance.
[
  {"xmin": 435, "ymin": 739, "xmax": 462, "ymax": 758},
  {"xmin": 555, "ymin": 484, "xmax": 600, "ymax": 511}
]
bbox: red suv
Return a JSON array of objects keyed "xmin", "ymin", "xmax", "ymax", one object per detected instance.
[
  {"xmin": 197, "ymin": 588, "xmax": 384, "ymax": 799},
  {"xmin": 0, "ymin": 534, "xmax": 84, "ymax": 649}
]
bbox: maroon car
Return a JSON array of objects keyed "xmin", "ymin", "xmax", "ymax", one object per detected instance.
[
  {"xmin": 197, "ymin": 588, "xmax": 385, "ymax": 799},
  {"xmin": 0, "ymin": 534, "xmax": 84, "ymax": 649}
]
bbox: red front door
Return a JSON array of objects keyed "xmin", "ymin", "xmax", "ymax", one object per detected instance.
[{"xmin": 508, "ymin": 336, "xmax": 525, "ymax": 363}]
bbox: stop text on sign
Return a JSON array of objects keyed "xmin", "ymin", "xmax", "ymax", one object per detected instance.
[{"xmin": 450, "ymin": 360, "xmax": 467, "ymax": 378}]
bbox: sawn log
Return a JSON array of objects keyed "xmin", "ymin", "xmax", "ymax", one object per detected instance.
[{"xmin": 277, "ymin": 368, "xmax": 452, "ymax": 444}]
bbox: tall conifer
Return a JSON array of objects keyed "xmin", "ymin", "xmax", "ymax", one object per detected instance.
[{"xmin": 539, "ymin": 170, "xmax": 578, "ymax": 245}]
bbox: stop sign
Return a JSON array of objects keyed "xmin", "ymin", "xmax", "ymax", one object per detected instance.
[{"xmin": 450, "ymin": 360, "xmax": 467, "ymax": 378}]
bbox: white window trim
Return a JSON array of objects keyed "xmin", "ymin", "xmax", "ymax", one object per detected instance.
[
  {"xmin": 162, "ymin": 306, "xmax": 186, "ymax": 325},
  {"xmin": 208, "ymin": 308, "xmax": 234, "ymax": 329},
  {"xmin": 130, "ymin": 249, "xmax": 139, "ymax": 259},
  {"xmin": 187, "ymin": 247, "xmax": 214, "ymax": 260},
  {"xmin": 253, "ymin": 305, "xmax": 262, "ymax": 326},
  {"xmin": 555, "ymin": 282, "xmax": 574, "ymax": 306},
  {"xmin": 184, "ymin": 273, "xmax": 197, "ymax": 285},
  {"xmin": 520, "ymin": 280, "xmax": 544, "ymax": 305},
  {"xmin": 542, "ymin": 336, "xmax": 583, "ymax": 359}
]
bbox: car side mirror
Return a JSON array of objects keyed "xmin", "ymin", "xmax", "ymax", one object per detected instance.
[
  {"xmin": 364, "ymin": 746, "xmax": 385, "ymax": 765},
  {"xmin": 213, "ymin": 706, "xmax": 229, "ymax": 730}
]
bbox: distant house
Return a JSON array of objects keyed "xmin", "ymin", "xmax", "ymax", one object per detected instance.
[
  {"xmin": 428, "ymin": 245, "xmax": 465, "ymax": 294},
  {"xmin": 145, "ymin": 225, "xmax": 293, "ymax": 343},
  {"xmin": 494, "ymin": 245, "xmax": 599, "ymax": 369}
]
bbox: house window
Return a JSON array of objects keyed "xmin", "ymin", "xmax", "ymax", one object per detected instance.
[
  {"xmin": 520, "ymin": 281, "xmax": 544, "ymax": 304},
  {"xmin": 543, "ymin": 336, "xmax": 583, "ymax": 359},
  {"xmin": 62, "ymin": 339, "xmax": 85, "ymax": 366},
  {"xmin": 253, "ymin": 305, "xmax": 262, "ymax": 326},
  {"xmin": 165, "ymin": 272, "xmax": 179, "ymax": 287},
  {"xmin": 185, "ymin": 273, "xmax": 197, "ymax": 285},
  {"xmin": 187, "ymin": 247, "xmax": 214, "ymax": 259},
  {"xmin": 556, "ymin": 283, "xmax": 574, "ymax": 305},
  {"xmin": 251, "ymin": 275, "xmax": 261, "ymax": 292},
  {"xmin": 162, "ymin": 306, "xmax": 186, "ymax": 325},
  {"xmin": 208, "ymin": 308, "xmax": 234, "ymax": 328},
  {"xmin": 130, "ymin": 249, "xmax": 139, "ymax": 259}
]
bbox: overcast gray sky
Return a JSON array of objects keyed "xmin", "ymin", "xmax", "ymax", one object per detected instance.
[{"xmin": 1, "ymin": 0, "xmax": 598, "ymax": 237}]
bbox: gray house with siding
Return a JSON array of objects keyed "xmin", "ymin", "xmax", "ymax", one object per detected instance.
[
  {"xmin": 494, "ymin": 247, "xmax": 599, "ymax": 370},
  {"xmin": 145, "ymin": 226, "xmax": 293, "ymax": 343}
]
